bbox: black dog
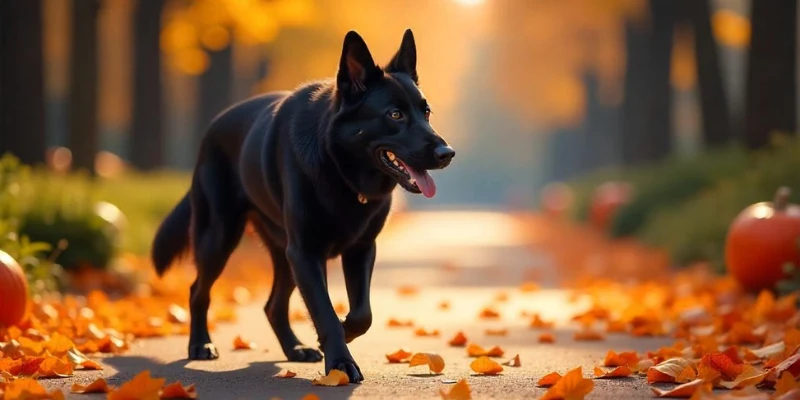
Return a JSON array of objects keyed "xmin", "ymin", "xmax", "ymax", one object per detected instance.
[{"xmin": 150, "ymin": 29, "xmax": 455, "ymax": 382}]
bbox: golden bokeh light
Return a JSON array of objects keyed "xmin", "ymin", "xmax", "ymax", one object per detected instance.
[{"xmin": 712, "ymin": 9, "xmax": 751, "ymax": 48}]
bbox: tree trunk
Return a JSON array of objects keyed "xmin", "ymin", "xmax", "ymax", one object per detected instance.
[
  {"xmin": 744, "ymin": 0, "xmax": 797, "ymax": 149},
  {"xmin": 643, "ymin": 0, "xmax": 676, "ymax": 162},
  {"xmin": 130, "ymin": 0, "xmax": 166, "ymax": 171},
  {"xmin": 687, "ymin": 0, "xmax": 733, "ymax": 148},
  {"xmin": 68, "ymin": 0, "xmax": 101, "ymax": 174},
  {"xmin": 0, "ymin": 0, "xmax": 47, "ymax": 166},
  {"xmin": 620, "ymin": 19, "xmax": 651, "ymax": 166},
  {"xmin": 582, "ymin": 71, "xmax": 619, "ymax": 170},
  {"xmin": 197, "ymin": 46, "xmax": 232, "ymax": 141}
]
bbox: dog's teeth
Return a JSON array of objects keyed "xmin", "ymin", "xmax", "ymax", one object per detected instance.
[
  {"xmin": 408, "ymin": 178, "xmax": 416, "ymax": 184},
  {"xmin": 393, "ymin": 160, "xmax": 400, "ymax": 167},
  {"xmin": 387, "ymin": 152, "xmax": 396, "ymax": 160}
]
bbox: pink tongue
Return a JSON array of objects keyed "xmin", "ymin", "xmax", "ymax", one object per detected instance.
[{"xmin": 400, "ymin": 161, "xmax": 436, "ymax": 198}]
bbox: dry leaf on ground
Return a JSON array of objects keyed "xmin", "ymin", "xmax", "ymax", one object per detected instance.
[
  {"xmin": 573, "ymin": 330, "xmax": 605, "ymax": 341},
  {"xmin": 478, "ymin": 307, "xmax": 501, "ymax": 320},
  {"xmin": 387, "ymin": 318, "xmax": 414, "ymax": 328},
  {"xmin": 273, "ymin": 369, "xmax": 297, "ymax": 378},
  {"xmin": 603, "ymin": 350, "xmax": 639, "ymax": 368},
  {"xmin": 539, "ymin": 367, "xmax": 594, "ymax": 400},
  {"xmin": 386, "ymin": 349, "xmax": 413, "ymax": 363},
  {"xmin": 484, "ymin": 328, "xmax": 508, "ymax": 336},
  {"xmin": 519, "ymin": 282, "xmax": 540, "ymax": 292},
  {"xmin": 775, "ymin": 372, "xmax": 800, "ymax": 396},
  {"xmin": 161, "ymin": 382, "xmax": 198, "ymax": 399},
  {"xmin": 71, "ymin": 378, "xmax": 113, "ymax": 393},
  {"xmin": 698, "ymin": 352, "xmax": 745, "ymax": 381},
  {"xmin": 593, "ymin": 366, "xmax": 632, "ymax": 379},
  {"xmin": 539, "ymin": 333, "xmax": 555, "ymax": 343},
  {"xmin": 414, "ymin": 327, "xmax": 440, "ymax": 337},
  {"xmin": 650, "ymin": 378, "xmax": 706, "ymax": 398},
  {"xmin": 470, "ymin": 356, "xmax": 503, "ymax": 375},
  {"xmin": 448, "ymin": 331, "xmax": 467, "ymax": 347},
  {"xmin": 647, "ymin": 358, "xmax": 694, "ymax": 384},
  {"xmin": 530, "ymin": 314, "xmax": 555, "ymax": 329},
  {"xmin": 439, "ymin": 378, "xmax": 471, "ymax": 400},
  {"xmin": 502, "ymin": 355, "xmax": 521, "ymax": 367},
  {"xmin": 438, "ymin": 301, "xmax": 451, "ymax": 311},
  {"xmin": 2, "ymin": 378, "xmax": 65, "ymax": 400},
  {"xmin": 717, "ymin": 365, "xmax": 768, "ymax": 389},
  {"xmin": 537, "ymin": 372, "xmax": 563, "ymax": 387},
  {"xmin": 409, "ymin": 353, "xmax": 445, "ymax": 374},
  {"xmin": 466, "ymin": 343, "xmax": 504, "ymax": 358},
  {"xmin": 311, "ymin": 369, "xmax": 349, "ymax": 387},
  {"xmin": 108, "ymin": 370, "xmax": 166, "ymax": 400},
  {"xmin": 232, "ymin": 335, "xmax": 255, "ymax": 350}
]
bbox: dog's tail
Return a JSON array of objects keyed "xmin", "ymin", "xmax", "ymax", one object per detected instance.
[{"xmin": 152, "ymin": 192, "xmax": 192, "ymax": 276}]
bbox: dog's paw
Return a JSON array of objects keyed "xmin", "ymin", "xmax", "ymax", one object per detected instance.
[
  {"xmin": 188, "ymin": 343, "xmax": 219, "ymax": 360},
  {"xmin": 329, "ymin": 360, "xmax": 364, "ymax": 383},
  {"xmin": 286, "ymin": 345, "xmax": 323, "ymax": 362}
]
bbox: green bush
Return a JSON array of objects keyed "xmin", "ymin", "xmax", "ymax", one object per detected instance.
[{"xmin": 638, "ymin": 136, "xmax": 800, "ymax": 272}]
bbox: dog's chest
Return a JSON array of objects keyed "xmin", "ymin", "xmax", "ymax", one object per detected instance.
[{"xmin": 319, "ymin": 202, "xmax": 389, "ymax": 258}]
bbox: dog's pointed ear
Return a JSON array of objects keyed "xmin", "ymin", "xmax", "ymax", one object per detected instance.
[
  {"xmin": 385, "ymin": 29, "xmax": 417, "ymax": 83},
  {"xmin": 337, "ymin": 31, "xmax": 381, "ymax": 100}
]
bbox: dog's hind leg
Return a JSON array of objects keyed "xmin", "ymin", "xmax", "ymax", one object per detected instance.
[
  {"xmin": 252, "ymin": 219, "xmax": 323, "ymax": 362},
  {"xmin": 187, "ymin": 152, "xmax": 247, "ymax": 361}
]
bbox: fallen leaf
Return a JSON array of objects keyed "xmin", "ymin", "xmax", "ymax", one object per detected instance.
[
  {"xmin": 438, "ymin": 301, "xmax": 451, "ymax": 311},
  {"xmin": 300, "ymin": 395, "xmax": 321, "ymax": 400},
  {"xmin": 651, "ymin": 378, "xmax": 705, "ymax": 398},
  {"xmin": 108, "ymin": 370, "xmax": 166, "ymax": 400},
  {"xmin": 502, "ymin": 355, "xmax": 521, "ymax": 367},
  {"xmin": 409, "ymin": 353, "xmax": 445, "ymax": 374},
  {"xmin": 273, "ymin": 369, "xmax": 297, "ymax": 378},
  {"xmin": 540, "ymin": 367, "xmax": 594, "ymax": 400},
  {"xmin": 699, "ymin": 352, "xmax": 745, "ymax": 381},
  {"xmin": 387, "ymin": 318, "xmax": 414, "ymax": 328},
  {"xmin": 530, "ymin": 314, "xmax": 555, "ymax": 329},
  {"xmin": 606, "ymin": 320, "xmax": 627, "ymax": 333},
  {"xmin": 537, "ymin": 372, "xmax": 562, "ymax": 387},
  {"xmin": 414, "ymin": 327, "xmax": 440, "ymax": 337},
  {"xmin": 697, "ymin": 363, "xmax": 722, "ymax": 384},
  {"xmin": 38, "ymin": 356, "xmax": 74, "ymax": 378},
  {"xmin": 4, "ymin": 357, "xmax": 46, "ymax": 376},
  {"xmin": 539, "ymin": 333, "xmax": 555, "ymax": 343},
  {"xmin": 603, "ymin": 351, "xmax": 639, "ymax": 368},
  {"xmin": 676, "ymin": 366, "xmax": 697, "ymax": 383},
  {"xmin": 71, "ymin": 378, "xmax": 112, "ymax": 393},
  {"xmin": 397, "ymin": 285, "xmax": 419, "ymax": 296},
  {"xmin": 232, "ymin": 335, "xmax": 255, "ymax": 350},
  {"xmin": 770, "ymin": 352, "xmax": 800, "ymax": 381},
  {"xmin": 478, "ymin": 307, "xmax": 501, "ymax": 320},
  {"xmin": 448, "ymin": 331, "xmax": 468, "ymax": 347},
  {"xmin": 386, "ymin": 349, "xmax": 413, "ymax": 363},
  {"xmin": 311, "ymin": 369, "xmax": 349, "ymax": 387},
  {"xmin": 494, "ymin": 292, "xmax": 509, "ymax": 302},
  {"xmin": 519, "ymin": 281, "xmax": 540, "ymax": 292},
  {"xmin": 333, "ymin": 301, "xmax": 348, "ymax": 315},
  {"xmin": 593, "ymin": 365, "xmax": 632, "ymax": 379},
  {"xmin": 66, "ymin": 347, "xmax": 103, "ymax": 370},
  {"xmin": 717, "ymin": 365, "xmax": 768, "ymax": 389},
  {"xmin": 3, "ymin": 378, "xmax": 64, "ymax": 400},
  {"xmin": 484, "ymin": 328, "xmax": 507, "ymax": 336},
  {"xmin": 470, "ymin": 356, "xmax": 503, "ymax": 375},
  {"xmin": 439, "ymin": 378, "xmax": 471, "ymax": 400},
  {"xmin": 776, "ymin": 372, "xmax": 800, "ymax": 396},
  {"xmin": 168, "ymin": 304, "xmax": 189, "ymax": 324},
  {"xmin": 290, "ymin": 309, "xmax": 308, "ymax": 322},
  {"xmin": 647, "ymin": 358, "xmax": 694, "ymax": 384},
  {"xmin": 17, "ymin": 337, "xmax": 44, "ymax": 356},
  {"xmin": 160, "ymin": 382, "xmax": 197, "ymax": 399},
  {"xmin": 573, "ymin": 330, "xmax": 605, "ymax": 341}
]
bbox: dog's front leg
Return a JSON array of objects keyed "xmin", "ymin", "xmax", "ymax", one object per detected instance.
[
  {"xmin": 286, "ymin": 245, "xmax": 364, "ymax": 383},
  {"xmin": 341, "ymin": 242, "xmax": 375, "ymax": 343}
]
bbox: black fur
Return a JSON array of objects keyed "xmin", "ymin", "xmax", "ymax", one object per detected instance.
[{"xmin": 150, "ymin": 29, "xmax": 455, "ymax": 383}]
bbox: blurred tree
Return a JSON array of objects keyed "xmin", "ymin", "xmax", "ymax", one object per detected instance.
[
  {"xmin": 582, "ymin": 71, "xmax": 619, "ymax": 170},
  {"xmin": 744, "ymin": 0, "xmax": 797, "ymax": 149},
  {"xmin": 197, "ymin": 44, "xmax": 232, "ymax": 137},
  {"xmin": 620, "ymin": 18, "xmax": 650, "ymax": 166},
  {"xmin": 69, "ymin": 0, "xmax": 101, "ymax": 175},
  {"xmin": 686, "ymin": 0, "xmax": 733, "ymax": 147},
  {"xmin": 131, "ymin": 0, "xmax": 167, "ymax": 171},
  {"xmin": 0, "ymin": 0, "xmax": 47, "ymax": 166}
]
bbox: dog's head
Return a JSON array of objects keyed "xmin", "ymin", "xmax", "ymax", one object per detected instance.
[{"xmin": 329, "ymin": 29, "xmax": 455, "ymax": 199}]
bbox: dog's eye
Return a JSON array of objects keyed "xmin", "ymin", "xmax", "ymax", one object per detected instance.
[{"xmin": 388, "ymin": 110, "xmax": 403, "ymax": 121}]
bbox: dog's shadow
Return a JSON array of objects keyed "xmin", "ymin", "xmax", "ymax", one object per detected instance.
[{"xmin": 103, "ymin": 355, "xmax": 358, "ymax": 400}]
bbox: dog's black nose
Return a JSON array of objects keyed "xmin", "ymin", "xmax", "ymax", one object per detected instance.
[{"xmin": 434, "ymin": 145, "xmax": 455, "ymax": 163}]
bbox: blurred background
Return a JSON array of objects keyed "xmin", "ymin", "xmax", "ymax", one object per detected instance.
[{"xmin": 0, "ymin": 0, "xmax": 798, "ymax": 294}]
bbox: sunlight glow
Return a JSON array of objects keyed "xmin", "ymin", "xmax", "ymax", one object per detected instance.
[{"xmin": 453, "ymin": 0, "xmax": 485, "ymax": 6}]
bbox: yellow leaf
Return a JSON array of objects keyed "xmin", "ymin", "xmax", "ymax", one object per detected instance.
[
  {"xmin": 409, "ymin": 353, "xmax": 445, "ymax": 374},
  {"xmin": 469, "ymin": 356, "xmax": 503, "ymax": 375},
  {"xmin": 311, "ymin": 369, "xmax": 349, "ymax": 386}
]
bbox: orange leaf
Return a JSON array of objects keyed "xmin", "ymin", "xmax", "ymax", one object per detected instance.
[
  {"xmin": 771, "ymin": 352, "xmax": 800, "ymax": 381},
  {"xmin": 3, "ymin": 378, "xmax": 64, "ymax": 400},
  {"xmin": 108, "ymin": 370, "xmax": 166, "ymax": 400},
  {"xmin": 606, "ymin": 320, "xmax": 627, "ymax": 333},
  {"xmin": 697, "ymin": 363, "xmax": 722, "ymax": 384},
  {"xmin": 409, "ymin": 353, "xmax": 445, "ymax": 374},
  {"xmin": 478, "ymin": 307, "xmax": 501, "ymax": 320},
  {"xmin": 397, "ymin": 285, "xmax": 418, "ymax": 296},
  {"xmin": 775, "ymin": 372, "xmax": 800, "ymax": 396},
  {"xmin": 387, "ymin": 318, "xmax": 414, "ymax": 328},
  {"xmin": 465, "ymin": 343, "xmax": 503, "ymax": 357},
  {"xmin": 439, "ymin": 378, "xmax": 471, "ymax": 400},
  {"xmin": 530, "ymin": 314, "xmax": 555, "ymax": 329},
  {"xmin": 17, "ymin": 337, "xmax": 44, "ymax": 356},
  {"xmin": 647, "ymin": 358, "xmax": 693, "ymax": 384},
  {"xmin": 300, "ymin": 395, "xmax": 321, "ymax": 400},
  {"xmin": 66, "ymin": 347, "xmax": 103, "ymax": 370},
  {"xmin": 469, "ymin": 356, "xmax": 503, "ymax": 375},
  {"xmin": 540, "ymin": 367, "xmax": 594, "ymax": 400},
  {"xmin": 603, "ymin": 350, "xmax": 639, "ymax": 368},
  {"xmin": 71, "ymin": 378, "xmax": 112, "ymax": 393},
  {"xmin": 333, "ymin": 301, "xmax": 347, "ymax": 315},
  {"xmin": 502, "ymin": 354, "xmax": 521, "ymax": 367},
  {"xmin": 414, "ymin": 327, "xmax": 440, "ymax": 337},
  {"xmin": 593, "ymin": 365, "xmax": 632, "ymax": 379},
  {"xmin": 538, "ymin": 333, "xmax": 555, "ymax": 343},
  {"xmin": 494, "ymin": 291, "xmax": 509, "ymax": 302},
  {"xmin": 273, "ymin": 369, "xmax": 297, "ymax": 378},
  {"xmin": 676, "ymin": 366, "xmax": 697, "ymax": 383},
  {"xmin": 537, "ymin": 372, "xmax": 563, "ymax": 387},
  {"xmin": 44, "ymin": 332, "xmax": 74, "ymax": 356},
  {"xmin": 717, "ymin": 365, "xmax": 768, "ymax": 390},
  {"xmin": 311, "ymin": 369, "xmax": 349, "ymax": 386},
  {"xmin": 573, "ymin": 330, "xmax": 605, "ymax": 341},
  {"xmin": 698, "ymin": 352, "xmax": 744, "ymax": 381},
  {"xmin": 519, "ymin": 281, "xmax": 540, "ymax": 292},
  {"xmin": 650, "ymin": 378, "xmax": 705, "ymax": 398},
  {"xmin": 438, "ymin": 301, "xmax": 451, "ymax": 311},
  {"xmin": 232, "ymin": 335, "xmax": 255, "ymax": 350},
  {"xmin": 386, "ymin": 349, "xmax": 413, "ymax": 363},
  {"xmin": 484, "ymin": 328, "xmax": 507, "ymax": 336},
  {"xmin": 160, "ymin": 382, "xmax": 197, "ymax": 399},
  {"xmin": 448, "ymin": 331, "xmax": 467, "ymax": 347},
  {"xmin": 5, "ymin": 356, "xmax": 45, "ymax": 376},
  {"xmin": 38, "ymin": 356, "xmax": 74, "ymax": 378}
]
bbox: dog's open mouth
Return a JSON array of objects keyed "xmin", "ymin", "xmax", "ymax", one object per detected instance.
[{"xmin": 378, "ymin": 150, "xmax": 437, "ymax": 198}]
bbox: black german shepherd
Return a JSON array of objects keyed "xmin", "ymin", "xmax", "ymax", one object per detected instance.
[{"xmin": 150, "ymin": 29, "xmax": 455, "ymax": 382}]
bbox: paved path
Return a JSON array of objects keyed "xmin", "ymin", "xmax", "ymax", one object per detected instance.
[{"xmin": 42, "ymin": 285, "xmax": 673, "ymax": 400}]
